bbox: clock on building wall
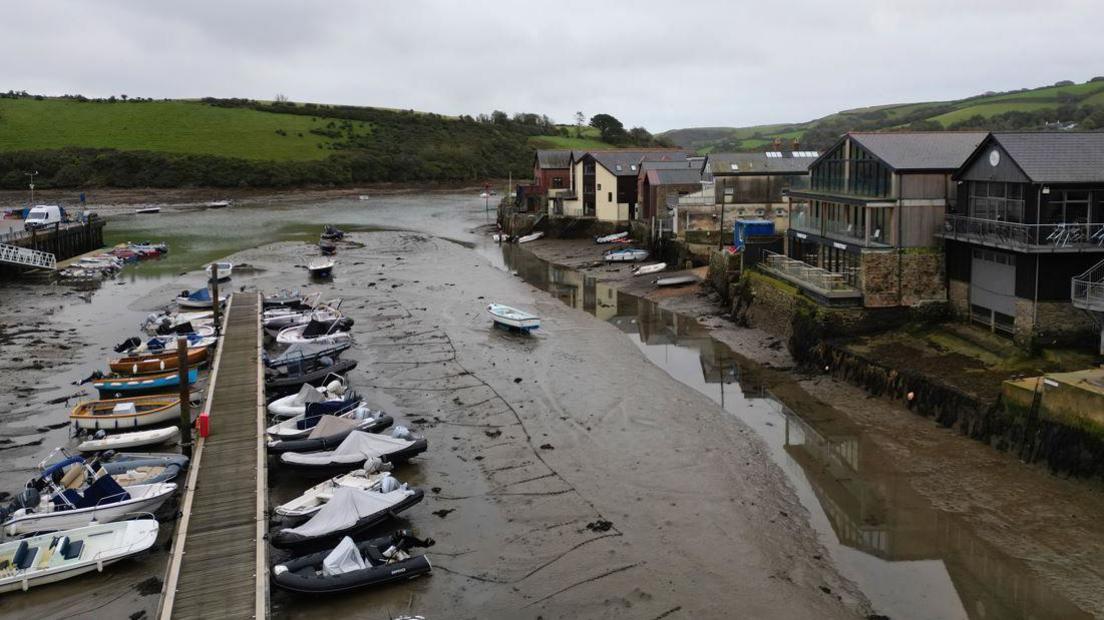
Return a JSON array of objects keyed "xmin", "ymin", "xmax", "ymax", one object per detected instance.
[{"xmin": 989, "ymin": 149, "xmax": 1000, "ymax": 166}]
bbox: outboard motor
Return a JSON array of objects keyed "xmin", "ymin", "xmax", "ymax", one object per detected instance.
[
  {"xmin": 93, "ymin": 429, "xmax": 107, "ymax": 441},
  {"xmin": 362, "ymin": 457, "xmax": 392, "ymax": 474},
  {"xmin": 318, "ymin": 355, "xmax": 334, "ymax": 368},
  {"xmin": 336, "ymin": 317, "xmax": 354, "ymax": 331},
  {"xmin": 378, "ymin": 475, "xmax": 402, "ymax": 493},
  {"xmin": 114, "ymin": 336, "xmax": 142, "ymax": 353},
  {"xmin": 78, "ymin": 370, "xmax": 105, "ymax": 385},
  {"xmin": 2, "ymin": 487, "xmax": 42, "ymax": 522},
  {"xmin": 390, "ymin": 426, "xmax": 413, "ymax": 441}
]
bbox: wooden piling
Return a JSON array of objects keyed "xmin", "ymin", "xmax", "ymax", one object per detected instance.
[{"xmin": 177, "ymin": 336, "xmax": 192, "ymax": 456}]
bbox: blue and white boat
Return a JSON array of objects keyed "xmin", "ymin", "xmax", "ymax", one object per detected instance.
[
  {"xmin": 92, "ymin": 368, "xmax": 198, "ymax": 399},
  {"xmin": 604, "ymin": 247, "xmax": 649, "ymax": 263},
  {"xmin": 175, "ymin": 288, "xmax": 227, "ymax": 309},
  {"xmin": 487, "ymin": 304, "xmax": 540, "ymax": 332}
]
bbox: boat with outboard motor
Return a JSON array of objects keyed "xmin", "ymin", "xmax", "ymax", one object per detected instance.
[
  {"xmin": 276, "ymin": 317, "xmax": 354, "ymax": 346},
  {"xmin": 267, "ymin": 409, "xmax": 394, "ymax": 454},
  {"xmin": 77, "ymin": 426, "xmax": 181, "ymax": 452},
  {"xmin": 274, "ymin": 459, "xmax": 393, "ymax": 520},
  {"xmin": 0, "ymin": 519, "xmax": 160, "ymax": 593},
  {"xmin": 269, "ymin": 481, "xmax": 424, "ymax": 549},
  {"xmin": 308, "ymin": 256, "xmax": 335, "ymax": 279},
  {"xmin": 271, "ymin": 530, "xmax": 433, "ymax": 594},
  {"xmin": 175, "ymin": 288, "xmax": 228, "ymax": 309},
  {"xmin": 267, "ymin": 378, "xmax": 350, "ymax": 418},
  {"xmin": 265, "ymin": 360, "xmax": 358, "ymax": 398},
  {"xmin": 90, "ymin": 368, "xmax": 198, "ymax": 399},
  {"xmin": 265, "ymin": 341, "xmax": 351, "ymax": 371}
]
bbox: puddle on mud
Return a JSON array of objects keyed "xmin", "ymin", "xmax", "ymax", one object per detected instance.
[{"xmin": 499, "ymin": 243, "xmax": 1090, "ymax": 620}]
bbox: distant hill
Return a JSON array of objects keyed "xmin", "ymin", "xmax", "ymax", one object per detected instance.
[
  {"xmin": 0, "ymin": 95, "xmax": 583, "ymax": 189},
  {"xmin": 660, "ymin": 78, "xmax": 1104, "ymax": 153}
]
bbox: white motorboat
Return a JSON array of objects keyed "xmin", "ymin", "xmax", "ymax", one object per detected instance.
[
  {"xmin": 604, "ymin": 247, "xmax": 649, "ymax": 263},
  {"xmin": 487, "ymin": 303, "xmax": 540, "ymax": 332},
  {"xmin": 595, "ymin": 231, "xmax": 629, "ymax": 244},
  {"xmin": 276, "ymin": 318, "xmax": 354, "ymax": 346},
  {"xmin": 0, "ymin": 519, "xmax": 159, "ymax": 593},
  {"xmin": 263, "ymin": 304, "xmax": 341, "ymax": 334},
  {"xmin": 70, "ymin": 396, "xmax": 181, "ymax": 431},
  {"xmin": 632, "ymin": 262, "xmax": 667, "ymax": 276},
  {"xmin": 205, "ymin": 200, "xmax": 231, "ymax": 208},
  {"xmin": 205, "ymin": 261, "xmax": 233, "ymax": 281},
  {"xmin": 77, "ymin": 426, "xmax": 181, "ymax": 452},
  {"xmin": 2, "ymin": 478, "xmax": 176, "ymax": 536},
  {"xmin": 274, "ymin": 461, "xmax": 393, "ymax": 519},
  {"xmin": 308, "ymin": 256, "xmax": 335, "ymax": 278},
  {"xmin": 516, "ymin": 232, "xmax": 543, "ymax": 244},
  {"xmin": 135, "ymin": 207, "xmax": 161, "ymax": 215},
  {"xmin": 267, "ymin": 380, "xmax": 348, "ymax": 419},
  {"xmin": 143, "ymin": 310, "xmax": 214, "ymax": 335}
]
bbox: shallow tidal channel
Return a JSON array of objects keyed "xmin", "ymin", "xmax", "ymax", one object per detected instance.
[{"xmin": 0, "ymin": 193, "xmax": 1097, "ymax": 619}]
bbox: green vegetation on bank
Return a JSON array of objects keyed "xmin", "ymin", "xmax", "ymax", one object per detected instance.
[{"xmin": 661, "ymin": 77, "xmax": 1104, "ymax": 152}]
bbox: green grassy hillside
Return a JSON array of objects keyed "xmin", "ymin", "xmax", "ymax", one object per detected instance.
[
  {"xmin": 661, "ymin": 78, "xmax": 1104, "ymax": 153},
  {"xmin": 0, "ymin": 99, "xmax": 335, "ymax": 160}
]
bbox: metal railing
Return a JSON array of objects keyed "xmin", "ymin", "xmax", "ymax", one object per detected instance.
[
  {"xmin": 0, "ymin": 242, "xmax": 56, "ymax": 269},
  {"xmin": 759, "ymin": 250, "xmax": 860, "ymax": 295},
  {"xmin": 1072, "ymin": 258, "xmax": 1104, "ymax": 312},
  {"xmin": 941, "ymin": 214, "xmax": 1104, "ymax": 249}
]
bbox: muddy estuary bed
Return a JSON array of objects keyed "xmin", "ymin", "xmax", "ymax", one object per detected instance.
[{"xmin": 0, "ymin": 193, "xmax": 1101, "ymax": 619}]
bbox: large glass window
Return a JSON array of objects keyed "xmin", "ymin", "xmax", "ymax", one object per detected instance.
[
  {"xmin": 810, "ymin": 140, "xmax": 890, "ymax": 197},
  {"xmin": 968, "ymin": 181, "xmax": 1025, "ymax": 222},
  {"xmin": 811, "ymin": 144, "xmax": 846, "ymax": 193},
  {"xmin": 1043, "ymin": 190, "xmax": 1093, "ymax": 224}
]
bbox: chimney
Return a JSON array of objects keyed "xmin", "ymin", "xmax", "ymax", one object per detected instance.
[
  {"xmin": 791, "ymin": 139, "xmax": 800, "ymax": 152},
  {"xmin": 772, "ymin": 138, "xmax": 782, "ymax": 151}
]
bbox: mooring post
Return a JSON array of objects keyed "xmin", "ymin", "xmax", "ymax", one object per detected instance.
[
  {"xmin": 177, "ymin": 336, "xmax": 192, "ymax": 458},
  {"xmin": 211, "ymin": 264, "xmax": 221, "ymax": 336}
]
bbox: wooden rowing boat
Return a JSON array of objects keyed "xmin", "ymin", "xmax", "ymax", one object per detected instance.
[
  {"xmin": 70, "ymin": 395, "xmax": 182, "ymax": 430},
  {"xmin": 108, "ymin": 346, "xmax": 208, "ymax": 376}
]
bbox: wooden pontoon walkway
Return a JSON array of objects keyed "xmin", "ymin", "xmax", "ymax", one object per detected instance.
[{"xmin": 160, "ymin": 293, "xmax": 268, "ymax": 619}]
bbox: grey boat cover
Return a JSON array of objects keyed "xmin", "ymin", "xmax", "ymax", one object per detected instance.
[
  {"xmin": 269, "ymin": 343, "xmax": 344, "ymax": 366},
  {"xmin": 308, "ymin": 415, "xmax": 359, "ymax": 439},
  {"xmin": 281, "ymin": 486, "xmax": 410, "ymax": 539},
  {"xmin": 291, "ymin": 384, "xmax": 326, "ymax": 407},
  {"xmin": 322, "ymin": 536, "xmax": 366, "ymax": 576},
  {"xmin": 282, "ymin": 431, "xmax": 413, "ymax": 466}
]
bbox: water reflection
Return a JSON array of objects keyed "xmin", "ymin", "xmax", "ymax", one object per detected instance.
[{"xmin": 501, "ymin": 243, "xmax": 1088, "ymax": 620}]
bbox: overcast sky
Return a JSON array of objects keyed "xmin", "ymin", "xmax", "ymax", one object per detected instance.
[{"xmin": 4, "ymin": 1, "xmax": 1102, "ymax": 132}]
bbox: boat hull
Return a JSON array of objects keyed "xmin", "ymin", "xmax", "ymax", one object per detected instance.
[
  {"xmin": 2, "ymin": 485, "xmax": 176, "ymax": 536},
  {"xmin": 93, "ymin": 368, "xmax": 197, "ymax": 399},
  {"xmin": 70, "ymin": 398, "xmax": 182, "ymax": 431},
  {"xmin": 109, "ymin": 347, "xmax": 208, "ymax": 376},
  {"xmin": 77, "ymin": 426, "xmax": 182, "ymax": 452}
]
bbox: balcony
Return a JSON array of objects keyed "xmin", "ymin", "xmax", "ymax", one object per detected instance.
[
  {"xmin": 939, "ymin": 215, "xmax": 1104, "ymax": 253},
  {"xmin": 758, "ymin": 250, "xmax": 862, "ymax": 302}
]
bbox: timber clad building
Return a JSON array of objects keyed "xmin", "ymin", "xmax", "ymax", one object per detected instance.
[
  {"xmin": 560, "ymin": 150, "xmax": 688, "ymax": 222},
  {"xmin": 773, "ymin": 131, "xmax": 986, "ymax": 307},
  {"xmin": 702, "ymin": 150, "xmax": 818, "ymax": 231},
  {"xmin": 939, "ymin": 132, "xmax": 1104, "ymax": 345}
]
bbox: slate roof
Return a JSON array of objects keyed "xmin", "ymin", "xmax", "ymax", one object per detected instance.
[
  {"xmin": 706, "ymin": 152, "xmax": 818, "ymax": 175},
  {"xmin": 535, "ymin": 149, "xmax": 572, "ymax": 169},
  {"xmin": 847, "ymin": 132, "xmax": 987, "ymax": 171},
  {"xmin": 647, "ymin": 168, "xmax": 702, "ymax": 185},
  {"xmin": 988, "ymin": 132, "xmax": 1104, "ymax": 183},
  {"xmin": 588, "ymin": 150, "xmax": 688, "ymax": 176}
]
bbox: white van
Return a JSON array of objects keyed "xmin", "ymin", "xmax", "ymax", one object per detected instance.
[{"xmin": 24, "ymin": 205, "xmax": 66, "ymax": 230}]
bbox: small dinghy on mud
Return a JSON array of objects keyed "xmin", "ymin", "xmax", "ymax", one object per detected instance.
[
  {"xmin": 272, "ymin": 530, "xmax": 434, "ymax": 594},
  {"xmin": 655, "ymin": 275, "xmax": 699, "ymax": 287},
  {"xmin": 275, "ymin": 459, "xmax": 393, "ymax": 520},
  {"xmin": 204, "ymin": 261, "xmax": 233, "ymax": 281},
  {"xmin": 0, "ymin": 519, "xmax": 159, "ymax": 593},
  {"xmin": 270, "ymin": 481, "xmax": 424, "ymax": 549},
  {"xmin": 267, "ymin": 410, "xmax": 394, "ymax": 455},
  {"xmin": 320, "ymin": 225, "xmax": 346, "ymax": 241},
  {"xmin": 632, "ymin": 262, "xmax": 666, "ymax": 276},
  {"xmin": 265, "ymin": 360, "xmax": 358, "ymax": 398},
  {"xmin": 279, "ymin": 428, "xmax": 427, "ymax": 471},
  {"xmin": 604, "ymin": 247, "xmax": 649, "ymax": 263},
  {"xmin": 487, "ymin": 304, "xmax": 540, "ymax": 332},
  {"xmin": 594, "ymin": 231, "xmax": 629, "ymax": 244},
  {"xmin": 308, "ymin": 256, "xmax": 335, "ymax": 279},
  {"xmin": 276, "ymin": 317, "xmax": 354, "ymax": 346},
  {"xmin": 77, "ymin": 426, "xmax": 181, "ymax": 453}
]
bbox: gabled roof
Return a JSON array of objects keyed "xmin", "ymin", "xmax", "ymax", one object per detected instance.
[
  {"xmin": 639, "ymin": 160, "xmax": 696, "ymax": 173},
  {"xmin": 646, "ymin": 168, "xmax": 702, "ymax": 186},
  {"xmin": 981, "ymin": 132, "xmax": 1104, "ymax": 183},
  {"xmin": 706, "ymin": 151, "xmax": 818, "ymax": 175},
  {"xmin": 845, "ymin": 131, "xmax": 987, "ymax": 171},
  {"xmin": 584, "ymin": 150, "xmax": 688, "ymax": 176},
  {"xmin": 535, "ymin": 149, "xmax": 572, "ymax": 169}
]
